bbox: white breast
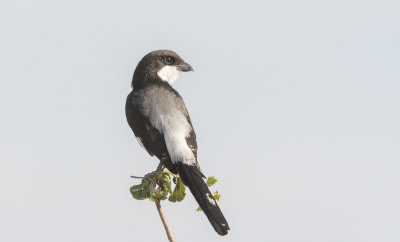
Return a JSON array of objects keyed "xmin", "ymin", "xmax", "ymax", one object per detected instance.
[{"xmin": 137, "ymin": 86, "xmax": 196, "ymax": 165}]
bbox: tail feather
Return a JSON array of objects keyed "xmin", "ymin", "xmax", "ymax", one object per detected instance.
[{"xmin": 176, "ymin": 163, "xmax": 230, "ymax": 235}]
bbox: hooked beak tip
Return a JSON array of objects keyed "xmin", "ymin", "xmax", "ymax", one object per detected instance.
[{"xmin": 178, "ymin": 62, "xmax": 193, "ymax": 72}]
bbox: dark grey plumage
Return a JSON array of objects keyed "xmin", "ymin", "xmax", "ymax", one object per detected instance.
[{"xmin": 125, "ymin": 50, "xmax": 229, "ymax": 235}]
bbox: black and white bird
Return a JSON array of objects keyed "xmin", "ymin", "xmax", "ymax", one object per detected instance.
[{"xmin": 125, "ymin": 50, "xmax": 230, "ymax": 235}]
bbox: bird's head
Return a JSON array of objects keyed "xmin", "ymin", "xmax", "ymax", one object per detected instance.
[{"xmin": 132, "ymin": 50, "xmax": 193, "ymax": 88}]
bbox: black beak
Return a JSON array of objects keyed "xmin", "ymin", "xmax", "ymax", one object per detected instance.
[{"xmin": 177, "ymin": 62, "xmax": 193, "ymax": 72}]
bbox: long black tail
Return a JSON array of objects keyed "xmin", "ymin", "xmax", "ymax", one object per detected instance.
[{"xmin": 176, "ymin": 163, "xmax": 230, "ymax": 235}]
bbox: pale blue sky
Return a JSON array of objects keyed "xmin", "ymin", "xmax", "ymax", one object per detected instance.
[{"xmin": 1, "ymin": 0, "xmax": 399, "ymax": 241}]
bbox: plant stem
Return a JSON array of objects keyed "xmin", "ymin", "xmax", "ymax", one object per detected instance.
[
  {"xmin": 155, "ymin": 199, "xmax": 175, "ymax": 242},
  {"xmin": 130, "ymin": 176, "xmax": 144, "ymax": 179}
]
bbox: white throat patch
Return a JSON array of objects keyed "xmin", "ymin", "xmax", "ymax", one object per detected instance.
[{"xmin": 157, "ymin": 66, "xmax": 181, "ymax": 85}]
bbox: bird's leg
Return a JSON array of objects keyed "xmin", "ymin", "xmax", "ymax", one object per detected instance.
[
  {"xmin": 156, "ymin": 161, "xmax": 163, "ymax": 172},
  {"xmin": 155, "ymin": 162, "xmax": 165, "ymax": 189}
]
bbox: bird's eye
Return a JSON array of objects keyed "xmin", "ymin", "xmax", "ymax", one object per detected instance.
[{"xmin": 164, "ymin": 56, "xmax": 174, "ymax": 65}]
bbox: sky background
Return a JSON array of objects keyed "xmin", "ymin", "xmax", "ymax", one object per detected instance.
[{"xmin": 1, "ymin": 0, "xmax": 399, "ymax": 241}]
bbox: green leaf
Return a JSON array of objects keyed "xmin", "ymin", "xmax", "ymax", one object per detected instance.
[
  {"xmin": 130, "ymin": 179, "xmax": 151, "ymax": 200},
  {"xmin": 145, "ymin": 172, "xmax": 169, "ymax": 201},
  {"xmin": 160, "ymin": 173, "xmax": 172, "ymax": 194},
  {"xmin": 206, "ymin": 176, "xmax": 218, "ymax": 187},
  {"xmin": 168, "ymin": 177, "xmax": 186, "ymax": 202},
  {"xmin": 150, "ymin": 186, "xmax": 169, "ymax": 201},
  {"xmin": 212, "ymin": 190, "xmax": 221, "ymax": 201}
]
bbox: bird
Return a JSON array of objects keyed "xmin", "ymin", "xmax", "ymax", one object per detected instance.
[{"xmin": 125, "ymin": 50, "xmax": 230, "ymax": 235}]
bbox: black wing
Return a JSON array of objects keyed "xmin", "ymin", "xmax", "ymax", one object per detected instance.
[
  {"xmin": 125, "ymin": 91, "xmax": 198, "ymax": 174},
  {"xmin": 126, "ymin": 92, "xmax": 183, "ymax": 173},
  {"xmin": 125, "ymin": 91, "xmax": 177, "ymax": 173},
  {"xmin": 185, "ymin": 110, "xmax": 198, "ymax": 160}
]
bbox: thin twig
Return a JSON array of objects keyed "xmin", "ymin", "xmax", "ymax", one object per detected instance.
[
  {"xmin": 155, "ymin": 199, "xmax": 175, "ymax": 242},
  {"xmin": 130, "ymin": 175, "xmax": 144, "ymax": 179},
  {"xmin": 131, "ymin": 175, "xmax": 152, "ymax": 182}
]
